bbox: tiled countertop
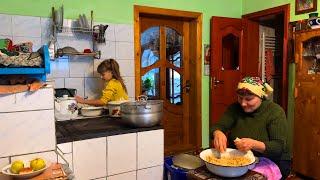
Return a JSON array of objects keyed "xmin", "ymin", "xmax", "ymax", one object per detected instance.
[{"xmin": 56, "ymin": 116, "xmax": 163, "ymax": 143}]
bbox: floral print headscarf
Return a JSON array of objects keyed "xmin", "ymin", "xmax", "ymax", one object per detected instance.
[{"xmin": 237, "ymin": 76, "xmax": 273, "ymax": 98}]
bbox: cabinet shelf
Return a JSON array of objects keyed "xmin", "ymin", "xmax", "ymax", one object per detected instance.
[
  {"xmin": 56, "ymin": 50, "xmax": 101, "ymax": 59},
  {"xmin": 0, "ymin": 45, "xmax": 50, "ymax": 81}
]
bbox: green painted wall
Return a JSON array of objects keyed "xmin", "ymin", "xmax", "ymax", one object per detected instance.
[{"xmin": 0, "ymin": 0, "xmax": 243, "ymax": 149}]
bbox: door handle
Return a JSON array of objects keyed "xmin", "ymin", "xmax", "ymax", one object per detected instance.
[
  {"xmin": 181, "ymin": 80, "xmax": 191, "ymax": 93},
  {"xmin": 213, "ymin": 77, "xmax": 224, "ymax": 87}
]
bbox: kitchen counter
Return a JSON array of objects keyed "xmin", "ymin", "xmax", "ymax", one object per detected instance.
[{"xmin": 56, "ymin": 116, "xmax": 163, "ymax": 144}]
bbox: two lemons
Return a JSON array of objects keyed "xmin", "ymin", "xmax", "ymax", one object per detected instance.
[{"xmin": 10, "ymin": 158, "xmax": 46, "ymax": 174}]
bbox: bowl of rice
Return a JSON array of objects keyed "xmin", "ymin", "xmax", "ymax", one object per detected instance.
[{"xmin": 199, "ymin": 148, "xmax": 257, "ymax": 177}]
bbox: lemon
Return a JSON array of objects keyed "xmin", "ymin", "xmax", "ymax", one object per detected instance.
[
  {"xmin": 30, "ymin": 158, "xmax": 46, "ymax": 171},
  {"xmin": 10, "ymin": 160, "xmax": 24, "ymax": 174}
]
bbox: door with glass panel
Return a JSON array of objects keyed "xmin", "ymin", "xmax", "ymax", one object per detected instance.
[{"xmin": 139, "ymin": 17, "xmax": 191, "ymax": 154}]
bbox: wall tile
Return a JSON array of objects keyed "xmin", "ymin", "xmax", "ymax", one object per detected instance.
[
  {"xmin": 13, "ymin": 36, "xmax": 42, "ymax": 51},
  {"xmin": 108, "ymin": 171, "xmax": 136, "ymax": 180},
  {"xmin": 116, "ymin": 42, "xmax": 134, "ymax": 60},
  {"xmin": 73, "ymin": 137, "xmax": 107, "ymax": 179},
  {"xmin": 0, "ymin": 110, "xmax": 55, "ymax": 157},
  {"xmin": 0, "ymin": 35, "xmax": 12, "ymax": 40},
  {"xmin": 40, "ymin": 17, "xmax": 53, "ymax": 45},
  {"xmin": 0, "ymin": 157, "xmax": 9, "ymax": 169},
  {"xmin": 123, "ymin": 76, "xmax": 135, "ymax": 98},
  {"xmin": 84, "ymin": 77, "xmax": 105, "ymax": 99},
  {"xmin": 137, "ymin": 130, "xmax": 164, "ymax": 169},
  {"xmin": 107, "ymin": 133, "xmax": 136, "ymax": 176},
  {"xmin": 118, "ymin": 59, "xmax": 134, "ymax": 77},
  {"xmin": 48, "ymin": 57, "xmax": 69, "ymax": 78},
  {"xmin": 94, "ymin": 22, "xmax": 115, "ymax": 41},
  {"xmin": 137, "ymin": 166, "xmax": 163, "ymax": 180},
  {"xmin": 69, "ymin": 56, "xmax": 94, "ymax": 77},
  {"xmin": 54, "ymin": 78, "xmax": 65, "ymax": 88},
  {"xmin": 96, "ymin": 41, "xmax": 116, "ymax": 60},
  {"xmin": 0, "ymin": 14, "xmax": 12, "ymax": 36},
  {"xmin": 115, "ymin": 24, "xmax": 133, "ymax": 42},
  {"xmin": 11, "ymin": 151, "xmax": 57, "ymax": 166},
  {"xmin": 12, "ymin": 15, "xmax": 41, "ymax": 37},
  {"xmin": 65, "ymin": 78, "xmax": 84, "ymax": 97}
]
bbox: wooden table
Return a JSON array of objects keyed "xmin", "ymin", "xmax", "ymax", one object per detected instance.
[{"xmin": 187, "ymin": 166, "xmax": 267, "ymax": 180}]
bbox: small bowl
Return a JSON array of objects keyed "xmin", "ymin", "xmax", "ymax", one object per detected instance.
[
  {"xmin": 80, "ymin": 106, "xmax": 104, "ymax": 117},
  {"xmin": 108, "ymin": 100, "xmax": 128, "ymax": 117}
]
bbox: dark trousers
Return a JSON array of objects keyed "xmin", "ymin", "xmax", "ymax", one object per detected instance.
[{"xmin": 277, "ymin": 160, "xmax": 292, "ymax": 180}]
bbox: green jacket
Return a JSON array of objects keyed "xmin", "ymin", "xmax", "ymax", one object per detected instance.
[{"xmin": 210, "ymin": 100, "xmax": 291, "ymax": 162}]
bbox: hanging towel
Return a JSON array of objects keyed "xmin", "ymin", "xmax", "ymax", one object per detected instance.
[{"xmin": 265, "ymin": 49, "xmax": 275, "ymax": 83}]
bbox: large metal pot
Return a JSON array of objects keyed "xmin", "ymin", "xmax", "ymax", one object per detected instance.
[{"xmin": 120, "ymin": 100, "xmax": 163, "ymax": 127}]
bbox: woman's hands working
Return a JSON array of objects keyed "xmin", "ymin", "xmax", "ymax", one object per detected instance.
[{"xmin": 213, "ymin": 130, "xmax": 266, "ymax": 153}]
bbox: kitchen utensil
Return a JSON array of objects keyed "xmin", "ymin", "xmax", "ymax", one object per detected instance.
[
  {"xmin": 93, "ymin": 24, "xmax": 108, "ymax": 43},
  {"xmin": 199, "ymin": 148, "xmax": 257, "ymax": 178},
  {"xmin": 54, "ymin": 88, "xmax": 77, "ymax": 98},
  {"xmin": 54, "ymin": 95, "xmax": 78, "ymax": 120},
  {"xmin": 80, "ymin": 106, "xmax": 104, "ymax": 117},
  {"xmin": 1, "ymin": 159, "xmax": 49, "ymax": 179},
  {"xmin": 120, "ymin": 96, "xmax": 163, "ymax": 127},
  {"xmin": 172, "ymin": 154, "xmax": 204, "ymax": 170}
]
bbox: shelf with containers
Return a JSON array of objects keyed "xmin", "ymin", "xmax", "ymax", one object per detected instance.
[
  {"xmin": 51, "ymin": 7, "xmax": 107, "ymax": 59},
  {"xmin": 0, "ymin": 45, "xmax": 50, "ymax": 81}
]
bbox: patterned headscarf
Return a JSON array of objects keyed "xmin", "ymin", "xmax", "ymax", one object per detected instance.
[{"xmin": 237, "ymin": 77, "xmax": 273, "ymax": 98}]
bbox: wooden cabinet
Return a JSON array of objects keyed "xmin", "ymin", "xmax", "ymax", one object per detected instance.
[{"xmin": 293, "ymin": 29, "xmax": 320, "ymax": 179}]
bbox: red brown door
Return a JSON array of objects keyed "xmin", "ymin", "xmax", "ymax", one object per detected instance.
[
  {"xmin": 139, "ymin": 17, "xmax": 192, "ymax": 155},
  {"xmin": 209, "ymin": 17, "xmax": 259, "ymax": 139}
]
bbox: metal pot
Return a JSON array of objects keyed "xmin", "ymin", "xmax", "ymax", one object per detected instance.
[
  {"xmin": 199, "ymin": 148, "xmax": 257, "ymax": 178},
  {"xmin": 120, "ymin": 100, "xmax": 163, "ymax": 127}
]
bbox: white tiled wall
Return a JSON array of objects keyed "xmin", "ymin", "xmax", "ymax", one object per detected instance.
[{"xmin": 0, "ymin": 14, "xmax": 135, "ymax": 99}]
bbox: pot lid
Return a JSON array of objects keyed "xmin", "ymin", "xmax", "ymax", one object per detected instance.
[{"xmin": 172, "ymin": 153, "xmax": 204, "ymax": 170}]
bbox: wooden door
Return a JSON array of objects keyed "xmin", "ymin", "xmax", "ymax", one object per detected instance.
[
  {"xmin": 293, "ymin": 30, "xmax": 320, "ymax": 179},
  {"xmin": 210, "ymin": 17, "xmax": 243, "ymax": 125},
  {"xmin": 139, "ymin": 17, "xmax": 192, "ymax": 155},
  {"xmin": 209, "ymin": 17, "xmax": 259, "ymax": 143}
]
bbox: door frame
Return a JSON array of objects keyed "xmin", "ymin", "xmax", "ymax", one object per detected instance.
[
  {"xmin": 134, "ymin": 5, "xmax": 203, "ymax": 152},
  {"xmin": 242, "ymin": 4, "xmax": 290, "ymax": 111}
]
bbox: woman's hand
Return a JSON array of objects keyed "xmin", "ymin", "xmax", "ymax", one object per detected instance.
[
  {"xmin": 75, "ymin": 95, "xmax": 85, "ymax": 104},
  {"xmin": 213, "ymin": 130, "xmax": 227, "ymax": 152},
  {"xmin": 234, "ymin": 138, "xmax": 256, "ymax": 152},
  {"xmin": 234, "ymin": 138, "xmax": 266, "ymax": 153}
]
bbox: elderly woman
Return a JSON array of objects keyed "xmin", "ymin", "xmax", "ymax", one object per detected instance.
[{"xmin": 211, "ymin": 76, "xmax": 291, "ymax": 179}]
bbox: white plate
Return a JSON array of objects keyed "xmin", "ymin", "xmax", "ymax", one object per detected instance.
[{"xmin": 1, "ymin": 161, "xmax": 49, "ymax": 179}]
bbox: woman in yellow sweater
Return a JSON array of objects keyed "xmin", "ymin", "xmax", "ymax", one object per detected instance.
[{"xmin": 75, "ymin": 59, "xmax": 128, "ymax": 106}]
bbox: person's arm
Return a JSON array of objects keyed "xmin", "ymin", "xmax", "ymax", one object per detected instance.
[
  {"xmin": 263, "ymin": 108, "xmax": 288, "ymax": 157},
  {"xmin": 75, "ymin": 96, "xmax": 105, "ymax": 106}
]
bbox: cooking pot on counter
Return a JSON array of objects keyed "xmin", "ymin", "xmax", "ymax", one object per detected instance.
[
  {"xmin": 55, "ymin": 95, "xmax": 78, "ymax": 120},
  {"xmin": 120, "ymin": 96, "xmax": 163, "ymax": 127}
]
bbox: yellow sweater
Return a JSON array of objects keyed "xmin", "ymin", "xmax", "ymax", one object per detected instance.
[{"xmin": 100, "ymin": 79, "xmax": 128, "ymax": 105}]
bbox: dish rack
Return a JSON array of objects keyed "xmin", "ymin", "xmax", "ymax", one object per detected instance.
[{"xmin": 0, "ymin": 45, "xmax": 51, "ymax": 81}]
